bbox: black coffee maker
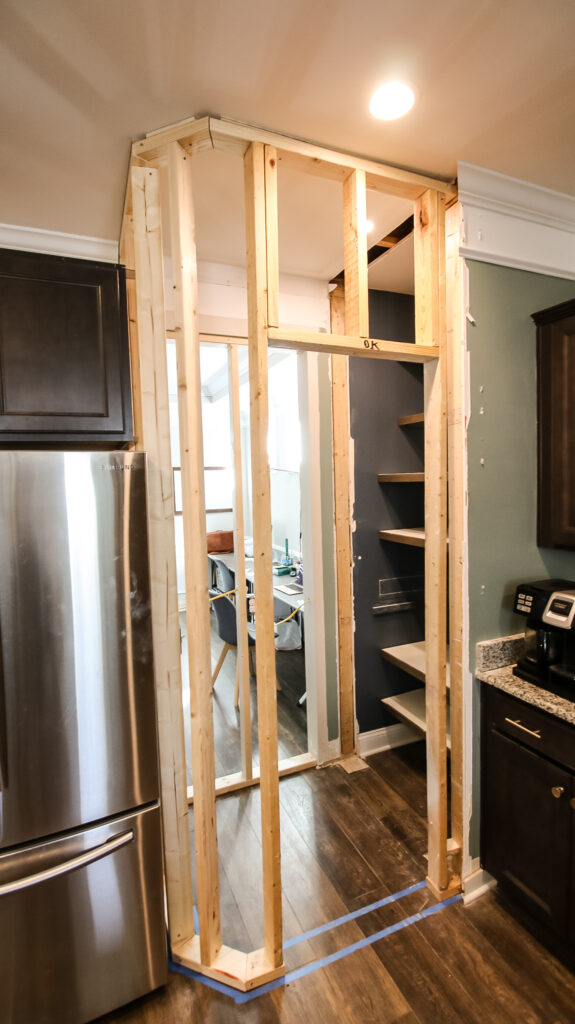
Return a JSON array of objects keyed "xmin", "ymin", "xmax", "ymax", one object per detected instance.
[{"xmin": 513, "ymin": 579, "xmax": 575, "ymax": 702}]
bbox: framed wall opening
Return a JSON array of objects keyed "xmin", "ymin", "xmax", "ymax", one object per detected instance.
[{"xmin": 122, "ymin": 115, "xmax": 460, "ymax": 991}]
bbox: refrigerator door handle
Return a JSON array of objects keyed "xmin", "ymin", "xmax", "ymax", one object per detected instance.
[
  {"xmin": 0, "ymin": 619, "xmax": 6, "ymax": 791},
  {"xmin": 0, "ymin": 829, "xmax": 134, "ymax": 896}
]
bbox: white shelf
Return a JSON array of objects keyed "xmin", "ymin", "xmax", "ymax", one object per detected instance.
[
  {"xmin": 381, "ymin": 640, "xmax": 450, "ymax": 688},
  {"xmin": 378, "ymin": 527, "xmax": 425, "ymax": 548},
  {"xmin": 381, "ymin": 688, "xmax": 451, "ymax": 750}
]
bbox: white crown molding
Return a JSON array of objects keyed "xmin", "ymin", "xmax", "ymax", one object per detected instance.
[
  {"xmin": 458, "ymin": 162, "xmax": 575, "ymax": 280},
  {"xmin": 458, "ymin": 161, "xmax": 575, "ymax": 233},
  {"xmin": 0, "ymin": 222, "xmax": 118, "ymax": 263}
]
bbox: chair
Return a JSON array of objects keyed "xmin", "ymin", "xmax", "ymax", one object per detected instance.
[
  {"xmin": 209, "ymin": 588, "xmax": 280, "ymax": 707},
  {"xmin": 210, "ymin": 588, "xmax": 255, "ymax": 707}
]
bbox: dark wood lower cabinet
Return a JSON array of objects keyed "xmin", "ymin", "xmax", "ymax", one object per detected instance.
[{"xmin": 481, "ymin": 684, "xmax": 575, "ymax": 943}]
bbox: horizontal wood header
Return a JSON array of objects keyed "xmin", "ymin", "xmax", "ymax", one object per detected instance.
[
  {"xmin": 268, "ymin": 327, "xmax": 439, "ymax": 362},
  {"xmin": 133, "ymin": 115, "xmax": 456, "ymax": 200}
]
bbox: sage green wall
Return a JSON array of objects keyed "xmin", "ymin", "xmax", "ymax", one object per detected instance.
[
  {"xmin": 467, "ymin": 262, "xmax": 575, "ymax": 648},
  {"xmin": 466, "ymin": 260, "xmax": 575, "ymax": 856}
]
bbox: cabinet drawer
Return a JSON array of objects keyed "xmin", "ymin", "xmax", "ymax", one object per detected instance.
[{"xmin": 483, "ymin": 684, "xmax": 575, "ymax": 771}]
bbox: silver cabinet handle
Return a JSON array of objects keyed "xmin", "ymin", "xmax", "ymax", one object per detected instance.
[
  {"xmin": 504, "ymin": 717, "xmax": 541, "ymax": 740},
  {"xmin": 0, "ymin": 829, "xmax": 134, "ymax": 896}
]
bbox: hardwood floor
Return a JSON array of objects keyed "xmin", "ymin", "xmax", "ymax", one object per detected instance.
[
  {"xmin": 98, "ymin": 744, "xmax": 575, "ymax": 1023},
  {"xmin": 181, "ymin": 610, "xmax": 308, "ymax": 783}
]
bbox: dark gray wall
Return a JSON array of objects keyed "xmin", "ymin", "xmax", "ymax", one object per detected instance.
[{"xmin": 350, "ymin": 291, "xmax": 422, "ymax": 733}]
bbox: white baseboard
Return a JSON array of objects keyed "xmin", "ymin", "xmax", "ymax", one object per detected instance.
[
  {"xmin": 462, "ymin": 866, "xmax": 497, "ymax": 905},
  {"xmin": 358, "ymin": 721, "xmax": 421, "ymax": 758}
]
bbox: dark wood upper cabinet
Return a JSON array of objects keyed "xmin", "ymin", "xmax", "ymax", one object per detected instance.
[
  {"xmin": 533, "ymin": 298, "xmax": 575, "ymax": 549},
  {"xmin": 0, "ymin": 248, "xmax": 133, "ymax": 445}
]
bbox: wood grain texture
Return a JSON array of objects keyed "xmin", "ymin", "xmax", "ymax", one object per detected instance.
[
  {"xmin": 445, "ymin": 202, "xmax": 465, "ymax": 865},
  {"xmin": 228, "ymin": 345, "xmax": 253, "ymax": 780},
  {"xmin": 398, "ymin": 412, "xmax": 424, "ymax": 426},
  {"xmin": 343, "ymin": 168, "xmax": 369, "ymax": 340},
  {"xmin": 264, "ymin": 146, "xmax": 279, "ymax": 329},
  {"xmin": 129, "ymin": 163, "xmax": 195, "ymax": 946},
  {"xmin": 415, "ymin": 188, "xmax": 449, "ymax": 893},
  {"xmin": 267, "ymin": 327, "xmax": 438, "ymax": 361},
  {"xmin": 119, "ymin": 207, "xmax": 143, "ymax": 447},
  {"xmin": 330, "ymin": 285, "xmax": 355, "ymax": 758},
  {"xmin": 133, "ymin": 115, "xmax": 457, "ymax": 202},
  {"xmin": 167, "ymin": 141, "xmax": 221, "ymax": 963},
  {"xmin": 378, "ymin": 473, "xmax": 425, "ymax": 483},
  {"xmin": 244, "ymin": 141, "xmax": 283, "ymax": 969}
]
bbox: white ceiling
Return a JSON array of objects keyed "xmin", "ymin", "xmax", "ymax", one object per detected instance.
[
  {"xmin": 2, "ymin": 0, "xmax": 575, "ymax": 288},
  {"xmin": 190, "ymin": 146, "xmax": 414, "ymax": 283}
]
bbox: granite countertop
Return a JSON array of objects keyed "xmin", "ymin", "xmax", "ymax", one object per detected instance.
[{"xmin": 475, "ymin": 635, "xmax": 575, "ymax": 727}]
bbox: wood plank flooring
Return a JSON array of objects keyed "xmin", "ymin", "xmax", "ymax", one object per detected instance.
[
  {"xmin": 98, "ymin": 743, "xmax": 575, "ymax": 1023},
  {"xmin": 181, "ymin": 610, "xmax": 308, "ymax": 783}
]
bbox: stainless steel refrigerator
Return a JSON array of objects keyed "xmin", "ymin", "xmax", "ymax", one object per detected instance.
[{"xmin": 0, "ymin": 451, "xmax": 167, "ymax": 1023}]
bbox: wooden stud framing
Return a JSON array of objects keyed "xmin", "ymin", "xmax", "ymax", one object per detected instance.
[
  {"xmin": 332, "ymin": 169, "xmax": 370, "ymax": 758},
  {"xmin": 343, "ymin": 169, "xmax": 370, "ymax": 340},
  {"xmin": 134, "ymin": 115, "xmax": 457, "ymax": 202},
  {"xmin": 126, "ymin": 164, "xmax": 195, "ymax": 945},
  {"xmin": 445, "ymin": 203, "xmax": 466, "ymax": 872},
  {"xmin": 264, "ymin": 146, "xmax": 280, "ymax": 329},
  {"xmin": 415, "ymin": 189, "xmax": 450, "ymax": 895},
  {"xmin": 244, "ymin": 141, "xmax": 283, "ymax": 970},
  {"xmin": 120, "ymin": 214, "xmax": 143, "ymax": 446},
  {"xmin": 228, "ymin": 345, "xmax": 253, "ymax": 780},
  {"xmin": 330, "ymin": 289, "xmax": 355, "ymax": 757},
  {"xmin": 165, "ymin": 141, "xmax": 222, "ymax": 964},
  {"xmin": 125, "ymin": 114, "xmax": 459, "ymax": 993},
  {"xmin": 268, "ymin": 327, "xmax": 438, "ymax": 362}
]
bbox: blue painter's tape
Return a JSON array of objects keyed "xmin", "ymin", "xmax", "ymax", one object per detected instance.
[
  {"xmin": 234, "ymin": 975, "xmax": 287, "ymax": 1003},
  {"xmin": 193, "ymin": 905, "xmax": 199, "ymax": 932},
  {"xmin": 170, "ymin": 956, "xmax": 242, "ymax": 1000},
  {"xmin": 235, "ymin": 892, "xmax": 462, "ymax": 1004},
  {"xmin": 283, "ymin": 878, "xmax": 427, "ymax": 949},
  {"xmin": 171, "ymin": 889, "xmax": 463, "ymax": 1005}
]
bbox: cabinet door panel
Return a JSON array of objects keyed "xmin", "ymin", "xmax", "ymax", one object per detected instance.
[
  {"xmin": 571, "ymin": 784, "xmax": 575, "ymax": 945},
  {"xmin": 482, "ymin": 726, "xmax": 571, "ymax": 937},
  {"xmin": 0, "ymin": 249, "xmax": 132, "ymax": 443},
  {"xmin": 534, "ymin": 299, "xmax": 575, "ymax": 548}
]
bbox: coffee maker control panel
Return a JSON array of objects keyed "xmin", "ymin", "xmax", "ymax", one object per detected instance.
[
  {"xmin": 515, "ymin": 590, "xmax": 534, "ymax": 615},
  {"xmin": 513, "ymin": 579, "xmax": 575, "ymax": 619},
  {"xmin": 542, "ymin": 591, "xmax": 575, "ymax": 630}
]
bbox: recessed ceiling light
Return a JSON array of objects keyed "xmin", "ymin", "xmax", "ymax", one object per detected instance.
[{"xmin": 369, "ymin": 82, "xmax": 415, "ymax": 121}]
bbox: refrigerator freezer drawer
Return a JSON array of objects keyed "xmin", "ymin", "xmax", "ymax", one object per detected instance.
[{"xmin": 0, "ymin": 803, "xmax": 167, "ymax": 1024}]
